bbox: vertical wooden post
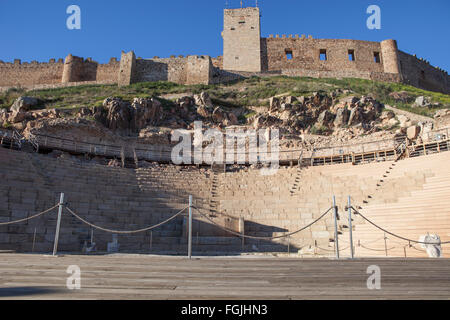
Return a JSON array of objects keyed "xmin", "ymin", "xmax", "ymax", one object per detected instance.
[
  {"xmin": 52, "ymin": 193, "xmax": 65, "ymax": 256},
  {"xmin": 188, "ymin": 195, "xmax": 193, "ymax": 259},
  {"xmin": 384, "ymin": 233, "xmax": 388, "ymax": 257},
  {"xmin": 32, "ymin": 227, "xmax": 37, "ymax": 253},
  {"xmin": 348, "ymin": 196, "xmax": 354, "ymax": 259},
  {"xmin": 333, "ymin": 196, "xmax": 339, "ymax": 259}
]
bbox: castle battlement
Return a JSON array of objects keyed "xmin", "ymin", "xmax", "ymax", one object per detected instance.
[{"xmin": 0, "ymin": 7, "xmax": 448, "ymax": 93}]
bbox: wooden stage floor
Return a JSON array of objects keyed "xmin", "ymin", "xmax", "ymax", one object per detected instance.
[{"xmin": 0, "ymin": 253, "xmax": 448, "ymax": 300}]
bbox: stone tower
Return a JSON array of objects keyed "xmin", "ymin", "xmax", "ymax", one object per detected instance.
[
  {"xmin": 380, "ymin": 39, "xmax": 401, "ymax": 75},
  {"xmin": 222, "ymin": 7, "xmax": 262, "ymax": 72}
]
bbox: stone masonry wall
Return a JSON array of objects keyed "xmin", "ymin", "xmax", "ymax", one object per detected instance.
[
  {"xmin": 262, "ymin": 37, "xmax": 385, "ymax": 73},
  {"xmin": 96, "ymin": 58, "xmax": 121, "ymax": 83},
  {"xmin": 135, "ymin": 57, "xmax": 187, "ymax": 84},
  {"xmin": 62, "ymin": 55, "xmax": 98, "ymax": 83},
  {"xmin": 186, "ymin": 55, "xmax": 214, "ymax": 85},
  {"xmin": 118, "ymin": 51, "xmax": 136, "ymax": 86},
  {"xmin": 223, "ymin": 7, "xmax": 262, "ymax": 72},
  {"xmin": 398, "ymin": 50, "xmax": 450, "ymax": 94},
  {"xmin": 0, "ymin": 60, "xmax": 64, "ymax": 87}
]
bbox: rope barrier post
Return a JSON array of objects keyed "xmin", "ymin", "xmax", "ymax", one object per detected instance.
[
  {"xmin": 52, "ymin": 193, "xmax": 64, "ymax": 256},
  {"xmin": 332, "ymin": 196, "xmax": 340, "ymax": 259},
  {"xmin": 188, "ymin": 195, "xmax": 193, "ymax": 259},
  {"xmin": 287, "ymin": 235, "xmax": 290, "ymax": 255},
  {"xmin": 150, "ymin": 231, "xmax": 152, "ymax": 252},
  {"xmin": 32, "ymin": 227, "xmax": 37, "ymax": 253},
  {"xmin": 239, "ymin": 217, "xmax": 245, "ymax": 251},
  {"xmin": 384, "ymin": 232, "xmax": 388, "ymax": 257},
  {"xmin": 348, "ymin": 196, "xmax": 354, "ymax": 259}
]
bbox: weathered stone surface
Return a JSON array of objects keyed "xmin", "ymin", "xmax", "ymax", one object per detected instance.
[
  {"xmin": 253, "ymin": 116, "xmax": 264, "ymax": 129},
  {"xmin": 103, "ymin": 97, "xmax": 132, "ymax": 131},
  {"xmin": 413, "ymin": 96, "xmax": 431, "ymax": 108},
  {"xmin": 227, "ymin": 112, "xmax": 239, "ymax": 125},
  {"xmin": 176, "ymin": 96, "xmax": 195, "ymax": 108},
  {"xmin": 212, "ymin": 107, "xmax": 225, "ymax": 123},
  {"xmin": 434, "ymin": 108, "xmax": 450, "ymax": 119},
  {"xmin": 317, "ymin": 110, "xmax": 334, "ymax": 127},
  {"xmin": 340, "ymin": 96, "xmax": 359, "ymax": 107},
  {"xmin": 269, "ymin": 97, "xmax": 280, "ymax": 112},
  {"xmin": 101, "ymin": 97, "xmax": 162, "ymax": 131},
  {"xmin": 9, "ymin": 111, "xmax": 27, "ymax": 123},
  {"xmin": 334, "ymin": 108, "xmax": 350, "ymax": 127},
  {"xmin": 197, "ymin": 106, "xmax": 212, "ymax": 118},
  {"xmin": 10, "ymin": 97, "xmax": 39, "ymax": 113},
  {"xmin": 407, "ymin": 125, "xmax": 421, "ymax": 140},
  {"xmin": 397, "ymin": 114, "xmax": 410, "ymax": 128},
  {"xmin": 380, "ymin": 110, "xmax": 395, "ymax": 120},
  {"xmin": 348, "ymin": 107, "xmax": 362, "ymax": 126},
  {"xmin": 131, "ymin": 98, "xmax": 162, "ymax": 130},
  {"xmin": 388, "ymin": 91, "xmax": 413, "ymax": 103},
  {"xmin": 194, "ymin": 92, "xmax": 213, "ymax": 108},
  {"xmin": 284, "ymin": 96, "xmax": 297, "ymax": 104},
  {"xmin": 0, "ymin": 109, "xmax": 8, "ymax": 123}
]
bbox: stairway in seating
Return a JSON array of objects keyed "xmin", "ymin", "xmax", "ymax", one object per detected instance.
[
  {"xmin": 289, "ymin": 150, "xmax": 305, "ymax": 196},
  {"xmin": 208, "ymin": 170, "xmax": 220, "ymax": 217}
]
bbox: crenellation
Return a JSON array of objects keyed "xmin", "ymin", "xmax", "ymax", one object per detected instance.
[{"xmin": 0, "ymin": 6, "xmax": 448, "ymax": 93}]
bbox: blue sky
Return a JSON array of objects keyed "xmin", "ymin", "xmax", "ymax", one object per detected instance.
[{"xmin": 0, "ymin": 0, "xmax": 449, "ymax": 71}]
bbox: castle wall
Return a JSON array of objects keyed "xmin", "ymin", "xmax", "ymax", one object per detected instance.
[
  {"xmin": 262, "ymin": 37, "xmax": 385, "ymax": 74},
  {"xmin": 96, "ymin": 58, "xmax": 121, "ymax": 83},
  {"xmin": 186, "ymin": 55, "xmax": 214, "ymax": 85},
  {"xmin": 211, "ymin": 56, "xmax": 223, "ymax": 69},
  {"xmin": 134, "ymin": 55, "xmax": 214, "ymax": 85},
  {"xmin": 118, "ymin": 51, "xmax": 136, "ymax": 86},
  {"xmin": 0, "ymin": 60, "xmax": 64, "ymax": 87},
  {"xmin": 135, "ymin": 57, "xmax": 187, "ymax": 84},
  {"xmin": 62, "ymin": 55, "xmax": 98, "ymax": 83},
  {"xmin": 398, "ymin": 51, "xmax": 450, "ymax": 94}
]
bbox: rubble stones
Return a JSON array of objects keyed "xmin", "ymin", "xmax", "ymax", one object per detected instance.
[
  {"xmin": 269, "ymin": 97, "xmax": 281, "ymax": 112},
  {"xmin": 396, "ymin": 115, "xmax": 410, "ymax": 128},
  {"xmin": 194, "ymin": 92, "xmax": 213, "ymax": 108},
  {"xmin": 334, "ymin": 108, "xmax": 350, "ymax": 127},
  {"xmin": 317, "ymin": 110, "xmax": 335, "ymax": 127},
  {"xmin": 212, "ymin": 107, "xmax": 226, "ymax": 123},
  {"xmin": 10, "ymin": 97, "xmax": 39, "ymax": 113},
  {"xmin": 388, "ymin": 91, "xmax": 414, "ymax": 104},
  {"xmin": 197, "ymin": 105, "xmax": 212, "ymax": 118},
  {"xmin": 407, "ymin": 125, "xmax": 421, "ymax": 140},
  {"xmin": 101, "ymin": 97, "xmax": 162, "ymax": 132},
  {"xmin": 413, "ymin": 96, "xmax": 431, "ymax": 108}
]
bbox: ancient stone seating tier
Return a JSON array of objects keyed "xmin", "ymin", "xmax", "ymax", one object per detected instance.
[
  {"xmin": 347, "ymin": 152, "xmax": 450, "ymax": 258},
  {"xmin": 0, "ymin": 146, "xmax": 449, "ymax": 257},
  {"xmin": 0, "ymin": 148, "xmax": 211, "ymax": 253}
]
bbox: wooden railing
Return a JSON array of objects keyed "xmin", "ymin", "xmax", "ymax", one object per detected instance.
[{"xmin": 5, "ymin": 125, "xmax": 449, "ymax": 166}]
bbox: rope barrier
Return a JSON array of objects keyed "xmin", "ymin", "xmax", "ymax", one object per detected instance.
[
  {"xmin": 351, "ymin": 206, "xmax": 450, "ymax": 245},
  {"xmin": 0, "ymin": 204, "xmax": 59, "ymax": 226},
  {"xmin": 360, "ymin": 244, "xmax": 396, "ymax": 252},
  {"xmin": 192, "ymin": 206, "xmax": 332, "ymax": 240},
  {"xmin": 65, "ymin": 205, "xmax": 188, "ymax": 234}
]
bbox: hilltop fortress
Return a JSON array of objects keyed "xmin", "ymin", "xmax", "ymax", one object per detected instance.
[{"xmin": 0, "ymin": 6, "xmax": 449, "ymax": 93}]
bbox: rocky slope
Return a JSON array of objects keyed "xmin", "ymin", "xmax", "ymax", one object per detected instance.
[{"xmin": 1, "ymin": 83, "xmax": 448, "ymax": 152}]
